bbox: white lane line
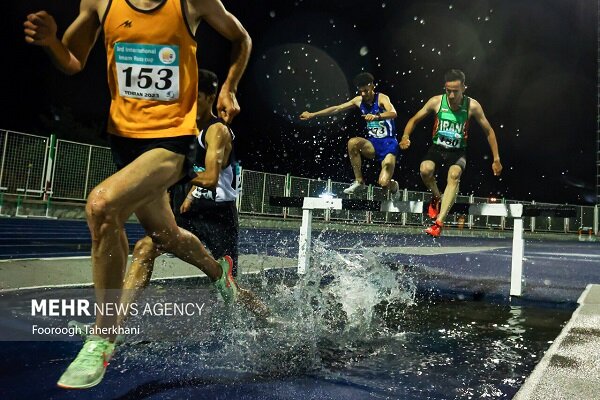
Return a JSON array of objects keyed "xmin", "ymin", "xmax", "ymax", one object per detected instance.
[{"xmin": 338, "ymin": 246, "xmax": 508, "ymax": 255}]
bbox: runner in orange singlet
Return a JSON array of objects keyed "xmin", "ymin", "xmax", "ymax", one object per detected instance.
[{"xmin": 24, "ymin": 0, "xmax": 252, "ymax": 388}]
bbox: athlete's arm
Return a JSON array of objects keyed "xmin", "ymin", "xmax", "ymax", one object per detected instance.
[
  {"xmin": 400, "ymin": 96, "xmax": 439, "ymax": 149},
  {"xmin": 471, "ymin": 100, "xmax": 502, "ymax": 176},
  {"xmin": 23, "ymin": 0, "xmax": 101, "ymax": 75},
  {"xmin": 196, "ymin": 0, "xmax": 251, "ymax": 124},
  {"xmin": 190, "ymin": 123, "xmax": 231, "ymax": 189},
  {"xmin": 363, "ymin": 93, "xmax": 397, "ymax": 122},
  {"xmin": 299, "ymin": 97, "xmax": 360, "ymax": 120}
]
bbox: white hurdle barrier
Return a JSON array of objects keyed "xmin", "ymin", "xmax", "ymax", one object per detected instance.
[{"xmin": 270, "ymin": 196, "xmax": 576, "ymax": 297}]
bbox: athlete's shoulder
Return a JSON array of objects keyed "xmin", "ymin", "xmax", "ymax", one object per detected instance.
[
  {"xmin": 205, "ymin": 122, "xmax": 232, "ymax": 143},
  {"xmin": 377, "ymin": 92, "xmax": 391, "ymax": 101},
  {"xmin": 467, "ymin": 97, "xmax": 483, "ymax": 111},
  {"xmin": 425, "ymin": 95, "xmax": 442, "ymax": 111},
  {"xmin": 350, "ymin": 95, "xmax": 362, "ymax": 106}
]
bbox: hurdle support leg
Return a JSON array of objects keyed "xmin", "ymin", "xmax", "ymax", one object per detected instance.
[
  {"xmin": 510, "ymin": 217, "xmax": 524, "ymax": 296},
  {"xmin": 298, "ymin": 208, "xmax": 313, "ymax": 274},
  {"xmin": 594, "ymin": 205, "xmax": 598, "ymax": 236}
]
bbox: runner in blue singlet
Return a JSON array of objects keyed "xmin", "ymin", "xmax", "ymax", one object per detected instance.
[{"xmin": 300, "ymin": 72, "xmax": 401, "ymax": 198}]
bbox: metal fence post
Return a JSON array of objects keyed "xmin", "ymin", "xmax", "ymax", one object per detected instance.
[
  {"xmin": 43, "ymin": 134, "xmax": 56, "ymax": 201},
  {"xmin": 325, "ymin": 178, "xmax": 332, "ymax": 222},
  {"xmin": 283, "ymin": 173, "xmax": 291, "ymax": 219},
  {"xmin": 468, "ymin": 194, "xmax": 474, "ymax": 229},
  {"xmin": 402, "ymin": 188, "xmax": 408, "ymax": 226},
  {"xmin": 594, "ymin": 204, "xmax": 599, "ymax": 235},
  {"xmin": 501, "ymin": 198, "xmax": 506, "ymax": 230},
  {"xmin": 0, "ymin": 132, "xmax": 7, "ymax": 188},
  {"xmin": 530, "ymin": 200, "xmax": 536, "ymax": 233},
  {"xmin": 260, "ymin": 172, "xmax": 267, "ymax": 214},
  {"xmin": 83, "ymin": 146, "xmax": 93, "ymax": 199},
  {"xmin": 366, "ymin": 184, "xmax": 373, "ymax": 223}
]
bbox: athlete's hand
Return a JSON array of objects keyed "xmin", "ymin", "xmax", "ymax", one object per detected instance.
[
  {"xmin": 217, "ymin": 89, "xmax": 240, "ymax": 124},
  {"xmin": 363, "ymin": 113, "xmax": 378, "ymax": 121},
  {"xmin": 180, "ymin": 198, "xmax": 193, "ymax": 214},
  {"xmin": 24, "ymin": 11, "xmax": 58, "ymax": 46},
  {"xmin": 399, "ymin": 135, "xmax": 411, "ymax": 150},
  {"xmin": 492, "ymin": 159, "xmax": 503, "ymax": 176},
  {"xmin": 299, "ymin": 111, "xmax": 313, "ymax": 120}
]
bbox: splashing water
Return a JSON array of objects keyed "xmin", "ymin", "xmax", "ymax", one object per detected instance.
[{"xmin": 115, "ymin": 238, "xmax": 416, "ymax": 380}]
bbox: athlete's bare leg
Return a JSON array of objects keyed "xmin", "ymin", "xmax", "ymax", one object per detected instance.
[
  {"xmin": 437, "ymin": 165, "xmax": 463, "ymax": 223},
  {"xmin": 86, "ymin": 147, "xmax": 221, "ymax": 340},
  {"xmin": 347, "ymin": 137, "xmax": 375, "ymax": 183},
  {"xmin": 120, "ymin": 229, "xmax": 270, "ymax": 326},
  {"xmin": 378, "ymin": 153, "xmax": 397, "ymax": 190},
  {"xmin": 117, "ymin": 236, "xmax": 160, "ymax": 327},
  {"xmin": 134, "ymin": 193, "xmax": 221, "ymax": 277},
  {"xmin": 419, "ymin": 160, "xmax": 442, "ymax": 199}
]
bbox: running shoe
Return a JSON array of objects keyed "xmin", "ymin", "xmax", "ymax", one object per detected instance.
[
  {"xmin": 425, "ymin": 220, "xmax": 443, "ymax": 237},
  {"xmin": 389, "ymin": 180, "xmax": 401, "ymax": 201},
  {"xmin": 214, "ymin": 255, "xmax": 239, "ymax": 303},
  {"xmin": 343, "ymin": 181, "xmax": 365, "ymax": 195},
  {"xmin": 427, "ymin": 197, "xmax": 441, "ymax": 219},
  {"xmin": 57, "ymin": 335, "xmax": 115, "ymax": 389}
]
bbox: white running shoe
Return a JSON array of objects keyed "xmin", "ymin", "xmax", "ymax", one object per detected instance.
[
  {"xmin": 389, "ymin": 180, "xmax": 401, "ymax": 201},
  {"xmin": 343, "ymin": 181, "xmax": 365, "ymax": 195}
]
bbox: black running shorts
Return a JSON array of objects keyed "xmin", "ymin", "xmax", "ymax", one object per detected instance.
[{"xmin": 422, "ymin": 144, "xmax": 467, "ymax": 171}]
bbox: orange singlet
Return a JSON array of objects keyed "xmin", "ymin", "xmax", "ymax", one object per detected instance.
[{"xmin": 103, "ymin": 0, "xmax": 198, "ymax": 138}]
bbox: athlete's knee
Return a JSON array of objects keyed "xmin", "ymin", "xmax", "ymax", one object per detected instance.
[
  {"xmin": 133, "ymin": 236, "xmax": 160, "ymax": 259},
  {"xmin": 448, "ymin": 167, "xmax": 462, "ymax": 182},
  {"xmin": 420, "ymin": 162, "xmax": 435, "ymax": 177},
  {"xmin": 148, "ymin": 227, "xmax": 181, "ymax": 251},
  {"xmin": 86, "ymin": 186, "xmax": 123, "ymax": 237},
  {"xmin": 347, "ymin": 137, "xmax": 362, "ymax": 153},
  {"xmin": 378, "ymin": 175, "xmax": 392, "ymax": 188}
]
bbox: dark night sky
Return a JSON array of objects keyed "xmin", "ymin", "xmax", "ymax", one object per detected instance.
[{"xmin": 2, "ymin": 0, "xmax": 597, "ymax": 205}]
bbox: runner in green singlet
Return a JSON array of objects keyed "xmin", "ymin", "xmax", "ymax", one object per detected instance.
[{"xmin": 400, "ymin": 69, "xmax": 502, "ymax": 237}]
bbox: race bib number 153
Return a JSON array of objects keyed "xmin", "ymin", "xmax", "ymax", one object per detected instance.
[{"xmin": 115, "ymin": 43, "xmax": 179, "ymax": 101}]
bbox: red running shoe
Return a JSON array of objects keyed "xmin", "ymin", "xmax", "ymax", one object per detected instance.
[
  {"xmin": 425, "ymin": 220, "xmax": 443, "ymax": 237},
  {"xmin": 427, "ymin": 197, "xmax": 441, "ymax": 219}
]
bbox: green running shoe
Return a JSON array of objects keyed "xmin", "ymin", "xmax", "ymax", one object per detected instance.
[
  {"xmin": 57, "ymin": 335, "xmax": 115, "ymax": 389},
  {"xmin": 214, "ymin": 255, "xmax": 238, "ymax": 303}
]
